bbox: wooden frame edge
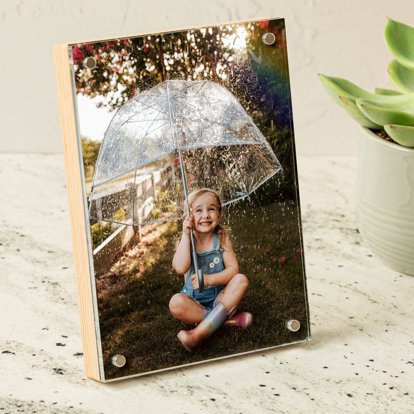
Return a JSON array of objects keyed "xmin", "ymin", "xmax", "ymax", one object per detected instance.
[{"xmin": 53, "ymin": 44, "xmax": 102, "ymax": 382}]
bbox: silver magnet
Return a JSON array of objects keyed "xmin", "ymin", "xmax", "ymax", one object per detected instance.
[
  {"xmin": 83, "ymin": 56, "xmax": 97, "ymax": 69},
  {"xmin": 111, "ymin": 354, "xmax": 126, "ymax": 368},
  {"xmin": 286, "ymin": 319, "xmax": 300, "ymax": 332},
  {"xmin": 262, "ymin": 32, "xmax": 276, "ymax": 45}
]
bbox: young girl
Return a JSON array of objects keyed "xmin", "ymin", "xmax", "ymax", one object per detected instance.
[{"xmin": 170, "ymin": 188, "xmax": 252, "ymax": 351}]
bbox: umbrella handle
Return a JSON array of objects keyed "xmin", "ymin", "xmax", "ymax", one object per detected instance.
[
  {"xmin": 189, "ymin": 230, "xmax": 204, "ymax": 292},
  {"xmin": 178, "ymin": 147, "xmax": 204, "ymax": 292},
  {"xmin": 196, "ymin": 268, "xmax": 204, "ymax": 292}
]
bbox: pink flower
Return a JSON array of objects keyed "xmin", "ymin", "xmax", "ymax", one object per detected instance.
[
  {"xmin": 279, "ymin": 257, "xmax": 287, "ymax": 263},
  {"xmin": 258, "ymin": 21, "xmax": 269, "ymax": 29},
  {"xmin": 72, "ymin": 46, "xmax": 84, "ymax": 64}
]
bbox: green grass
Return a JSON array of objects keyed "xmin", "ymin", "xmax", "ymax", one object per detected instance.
[{"xmin": 96, "ymin": 195, "xmax": 309, "ymax": 380}]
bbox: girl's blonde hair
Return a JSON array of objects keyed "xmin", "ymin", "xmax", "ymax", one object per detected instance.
[{"xmin": 185, "ymin": 188, "xmax": 231, "ymax": 249}]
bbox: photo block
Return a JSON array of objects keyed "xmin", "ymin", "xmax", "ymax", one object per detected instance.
[{"xmin": 54, "ymin": 18, "xmax": 310, "ymax": 382}]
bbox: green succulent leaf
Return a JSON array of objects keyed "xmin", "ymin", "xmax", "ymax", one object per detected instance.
[
  {"xmin": 357, "ymin": 94, "xmax": 414, "ymax": 127},
  {"xmin": 385, "ymin": 18, "xmax": 414, "ymax": 69},
  {"xmin": 384, "ymin": 124, "xmax": 414, "ymax": 147},
  {"xmin": 374, "ymin": 87, "xmax": 402, "ymax": 95},
  {"xmin": 318, "ymin": 74, "xmax": 376, "ymax": 104},
  {"xmin": 388, "ymin": 60, "xmax": 414, "ymax": 93},
  {"xmin": 319, "ymin": 74, "xmax": 382, "ymax": 128},
  {"xmin": 338, "ymin": 96, "xmax": 382, "ymax": 129},
  {"xmin": 320, "ymin": 20, "xmax": 414, "ymax": 148}
]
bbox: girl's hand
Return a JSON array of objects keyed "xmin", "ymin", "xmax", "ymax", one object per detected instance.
[
  {"xmin": 183, "ymin": 214, "xmax": 194, "ymax": 236},
  {"xmin": 190, "ymin": 273, "xmax": 200, "ymax": 290}
]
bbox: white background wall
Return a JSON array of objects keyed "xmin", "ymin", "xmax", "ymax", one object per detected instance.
[{"xmin": 1, "ymin": 0, "xmax": 413, "ymax": 155}]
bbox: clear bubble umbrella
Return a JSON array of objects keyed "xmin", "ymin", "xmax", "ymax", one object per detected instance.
[{"xmin": 89, "ymin": 80, "xmax": 282, "ymax": 291}]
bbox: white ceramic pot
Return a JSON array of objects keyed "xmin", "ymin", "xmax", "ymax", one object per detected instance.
[{"xmin": 356, "ymin": 128, "xmax": 414, "ymax": 276}]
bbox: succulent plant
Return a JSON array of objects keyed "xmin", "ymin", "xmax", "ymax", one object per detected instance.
[{"xmin": 319, "ymin": 18, "xmax": 414, "ymax": 148}]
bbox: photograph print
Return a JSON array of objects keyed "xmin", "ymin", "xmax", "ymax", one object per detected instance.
[{"xmin": 71, "ymin": 18, "xmax": 310, "ymax": 381}]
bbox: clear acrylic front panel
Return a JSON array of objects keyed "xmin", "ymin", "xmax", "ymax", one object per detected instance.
[{"xmin": 72, "ymin": 18, "xmax": 310, "ymax": 381}]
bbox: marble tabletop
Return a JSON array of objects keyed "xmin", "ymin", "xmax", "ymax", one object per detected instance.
[{"xmin": 1, "ymin": 154, "xmax": 413, "ymax": 413}]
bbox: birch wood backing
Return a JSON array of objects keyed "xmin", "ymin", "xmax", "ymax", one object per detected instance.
[{"xmin": 53, "ymin": 44, "xmax": 101, "ymax": 381}]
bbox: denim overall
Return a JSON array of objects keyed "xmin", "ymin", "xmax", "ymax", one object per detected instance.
[{"xmin": 181, "ymin": 232, "xmax": 226, "ymax": 310}]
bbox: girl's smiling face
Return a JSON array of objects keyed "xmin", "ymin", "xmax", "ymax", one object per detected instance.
[{"xmin": 191, "ymin": 192, "xmax": 221, "ymax": 234}]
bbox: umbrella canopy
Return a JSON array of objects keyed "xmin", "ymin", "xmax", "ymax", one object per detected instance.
[{"xmin": 89, "ymin": 80, "xmax": 281, "ymax": 226}]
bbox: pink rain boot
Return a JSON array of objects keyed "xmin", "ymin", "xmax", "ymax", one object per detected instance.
[{"xmin": 224, "ymin": 312, "xmax": 253, "ymax": 329}]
